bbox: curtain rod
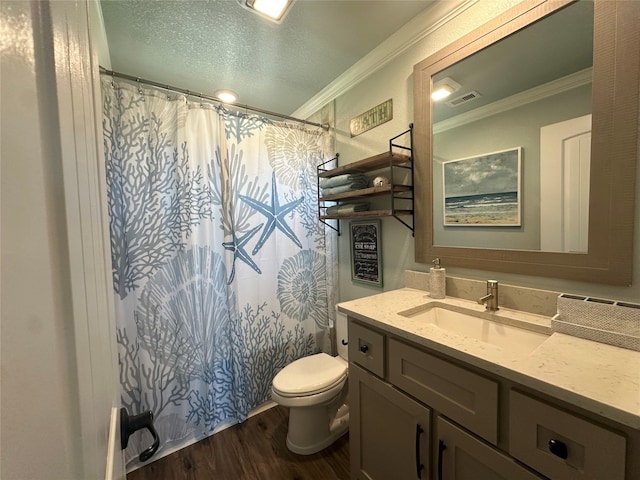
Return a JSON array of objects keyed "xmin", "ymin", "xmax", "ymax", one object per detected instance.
[{"xmin": 99, "ymin": 67, "xmax": 330, "ymax": 131}]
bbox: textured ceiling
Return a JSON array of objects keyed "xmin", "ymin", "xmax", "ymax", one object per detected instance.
[{"xmin": 100, "ymin": 0, "xmax": 435, "ymax": 115}]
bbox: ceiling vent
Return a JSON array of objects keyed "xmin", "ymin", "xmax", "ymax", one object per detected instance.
[{"xmin": 446, "ymin": 90, "xmax": 482, "ymax": 107}]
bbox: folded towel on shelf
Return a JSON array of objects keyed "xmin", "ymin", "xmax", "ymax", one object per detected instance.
[
  {"xmin": 325, "ymin": 203, "xmax": 370, "ymax": 215},
  {"xmin": 319, "ymin": 173, "xmax": 369, "ymax": 190},
  {"xmin": 321, "ymin": 180, "xmax": 369, "ymax": 197}
]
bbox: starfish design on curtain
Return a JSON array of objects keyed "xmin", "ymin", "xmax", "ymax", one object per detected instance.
[
  {"xmin": 239, "ymin": 172, "xmax": 304, "ymax": 255},
  {"xmin": 222, "ymin": 223, "xmax": 263, "ymax": 284}
]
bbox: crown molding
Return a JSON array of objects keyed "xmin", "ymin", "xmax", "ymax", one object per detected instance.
[
  {"xmin": 433, "ymin": 67, "xmax": 593, "ymax": 134},
  {"xmin": 292, "ymin": 0, "xmax": 478, "ymax": 119}
]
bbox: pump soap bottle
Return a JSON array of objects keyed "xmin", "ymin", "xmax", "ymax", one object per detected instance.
[{"xmin": 429, "ymin": 258, "xmax": 446, "ymax": 299}]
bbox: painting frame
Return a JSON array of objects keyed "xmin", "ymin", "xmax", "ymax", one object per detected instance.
[
  {"xmin": 350, "ymin": 220, "xmax": 382, "ymax": 287},
  {"xmin": 442, "ymin": 147, "xmax": 522, "ymax": 227}
]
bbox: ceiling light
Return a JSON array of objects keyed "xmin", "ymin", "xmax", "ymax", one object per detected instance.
[
  {"xmin": 254, "ymin": 0, "xmax": 288, "ymax": 19},
  {"xmin": 240, "ymin": 0, "xmax": 294, "ymax": 23},
  {"xmin": 432, "ymin": 77, "xmax": 461, "ymax": 101},
  {"xmin": 432, "ymin": 85, "xmax": 455, "ymax": 101},
  {"xmin": 214, "ymin": 90, "xmax": 237, "ymax": 104}
]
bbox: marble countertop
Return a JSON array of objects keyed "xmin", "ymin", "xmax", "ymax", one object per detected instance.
[{"xmin": 338, "ymin": 288, "xmax": 640, "ymax": 429}]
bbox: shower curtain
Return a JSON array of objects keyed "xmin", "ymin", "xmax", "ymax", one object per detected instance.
[{"xmin": 102, "ymin": 79, "xmax": 335, "ymax": 466}]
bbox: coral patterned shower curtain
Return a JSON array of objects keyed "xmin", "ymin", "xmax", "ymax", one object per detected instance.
[{"xmin": 102, "ymin": 79, "xmax": 335, "ymax": 467}]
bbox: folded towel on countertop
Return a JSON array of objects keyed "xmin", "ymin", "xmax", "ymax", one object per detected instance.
[
  {"xmin": 325, "ymin": 203, "xmax": 370, "ymax": 215},
  {"xmin": 319, "ymin": 173, "xmax": 369, "ymax": 189}
]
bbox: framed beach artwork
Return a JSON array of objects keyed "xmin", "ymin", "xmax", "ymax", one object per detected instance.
[{"xmin": 443, "ymin": 147, "xmax": 521, "ymax": 226}]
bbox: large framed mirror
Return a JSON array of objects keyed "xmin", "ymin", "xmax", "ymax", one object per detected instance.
[{"xmin": 413, "ymin": 0, "xmax": 639, "ymax": 285}]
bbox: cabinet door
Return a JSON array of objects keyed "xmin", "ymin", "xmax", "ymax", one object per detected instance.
[
  {"xmin": 350, "ymin": 363, "xmax": 431, "ymax": 480},
  {"xmin": 438, "ymin": 417, "xmax": 543, "ymax": 480}
]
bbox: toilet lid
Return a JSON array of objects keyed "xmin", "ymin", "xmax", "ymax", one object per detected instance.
[{"xmin": 273, "ymin": 353, "xmax": 348, "ymax": 396}]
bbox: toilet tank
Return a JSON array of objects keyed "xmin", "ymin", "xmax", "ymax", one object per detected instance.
[{"xmin": 335, "ymin": 305, "xmax": 348, "ymax": 361}]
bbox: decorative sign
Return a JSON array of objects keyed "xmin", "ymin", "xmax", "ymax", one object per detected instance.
[
  {"xmin": 350, "ymin": 220, "xmax": 382, "ymax": 287},
  {"xmin": 349, "ymin": 99, "xmax": 393, "ymax": 137}
]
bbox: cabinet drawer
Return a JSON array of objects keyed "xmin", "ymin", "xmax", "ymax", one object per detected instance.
[
  {"xmin": 388, "ymin": 338, "xmax": 498, "ymax": 444},
  {"xmin": 509, "ymin": 390, "xmax": 626, "ymax": 480},
  {"xmin": 349, "ymin": 321, "xmax": 385, "ymax": 378}
]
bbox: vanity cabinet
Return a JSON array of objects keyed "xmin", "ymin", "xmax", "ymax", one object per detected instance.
[
  {"xmin": 317, "ymin": 126, "xmax": 414, "ymax": 234},
  {"xmin": 348, "ymin": 318, "xmax": 632, "ymax": 480}
]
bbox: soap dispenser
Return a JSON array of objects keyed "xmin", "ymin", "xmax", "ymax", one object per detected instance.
[{"xmin": 429, "ymin": 258, "xmax": 446, "ymax": 299}]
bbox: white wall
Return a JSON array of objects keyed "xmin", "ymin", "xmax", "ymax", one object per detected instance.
[
  {"xmin": 89, "ymin": 0, "xmax": 112, "ymax": 69},
  {"xmin": 1, "ymin": 1, "xmax": 84, "ymax": 477},
  {"xmin": 1, "ymin": 1, "xmax": 123, "ymax": 479},
  {"xmin": 328, "ymin": 0, "xmax": 640, "ymax": 303}
]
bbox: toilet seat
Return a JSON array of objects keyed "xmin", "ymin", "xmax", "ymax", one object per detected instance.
[{"xmin": 273, "ymin": 353, "xmax": 348, "ymax": 397}]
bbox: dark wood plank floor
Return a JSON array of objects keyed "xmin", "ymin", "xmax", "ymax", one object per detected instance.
[{"xmin": 127, "ymin": 405, "xmax": 350, "ymax": 480}]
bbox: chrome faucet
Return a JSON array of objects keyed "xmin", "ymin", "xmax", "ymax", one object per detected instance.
[{"xmin": 478, "ymin": 280, "xmax": 499, "ymax": 311}]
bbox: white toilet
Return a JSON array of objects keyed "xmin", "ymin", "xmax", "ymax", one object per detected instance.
[{"xmin": 271, "ymin": 308, "xmax": 349, "ymax": 455}]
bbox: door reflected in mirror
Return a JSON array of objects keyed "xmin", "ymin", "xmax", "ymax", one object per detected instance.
[{"xmin": 431, "ymin": 0, "xmax": 593, "ymax": 252}]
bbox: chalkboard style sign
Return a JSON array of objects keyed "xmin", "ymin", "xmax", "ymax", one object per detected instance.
[{"xmin": 350, "ymin": 220, "xmax": 382, "ymax": 287}]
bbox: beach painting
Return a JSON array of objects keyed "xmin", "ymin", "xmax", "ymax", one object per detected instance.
[{"xmin": 443, "ymin": 147, "xmax": 521, "ymax": 226}]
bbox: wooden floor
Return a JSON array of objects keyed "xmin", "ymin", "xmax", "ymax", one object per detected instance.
[{"xmin": 127, "ymin": 405, "xmax": 350, "ymax": 480}]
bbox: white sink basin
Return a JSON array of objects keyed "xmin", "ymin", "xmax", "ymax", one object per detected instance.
[{"xmin": 400, "ymin": 304, "xmax": 549, "ymax": 354}]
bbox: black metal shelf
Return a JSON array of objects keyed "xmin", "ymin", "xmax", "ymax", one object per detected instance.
[{"xmin": 317, "ymin": 124, "xmax": 414, "ymax": 235}]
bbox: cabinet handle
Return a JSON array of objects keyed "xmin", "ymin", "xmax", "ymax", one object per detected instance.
[
  {"xmin": 548, "ymin": 439, "xmax": 568, "ymax": 459},
  {"xmin": 359, "ymin": 344, "xmax": 369, "ymax": 354},
  {"xmin": 415, "ymin": 424, "xmax": 425, "ymax": 479},
  {"xmin": 437, "ymin": 439, "xmax": 447, "ymax": 480}
]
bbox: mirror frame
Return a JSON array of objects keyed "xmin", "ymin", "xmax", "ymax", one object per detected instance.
[{"xmin": 413, "ymin": 0, "xmax": 639, "ymax": 285}]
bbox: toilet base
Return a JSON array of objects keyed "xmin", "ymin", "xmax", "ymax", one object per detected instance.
[{"xmin": 285, "ymin": 403, "xmax": 349, "ymax": 455}]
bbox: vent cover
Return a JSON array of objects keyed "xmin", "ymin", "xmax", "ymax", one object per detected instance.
[{"xmin": 447, "ymin": 90, "xmax": 482, "ymax": 107}]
